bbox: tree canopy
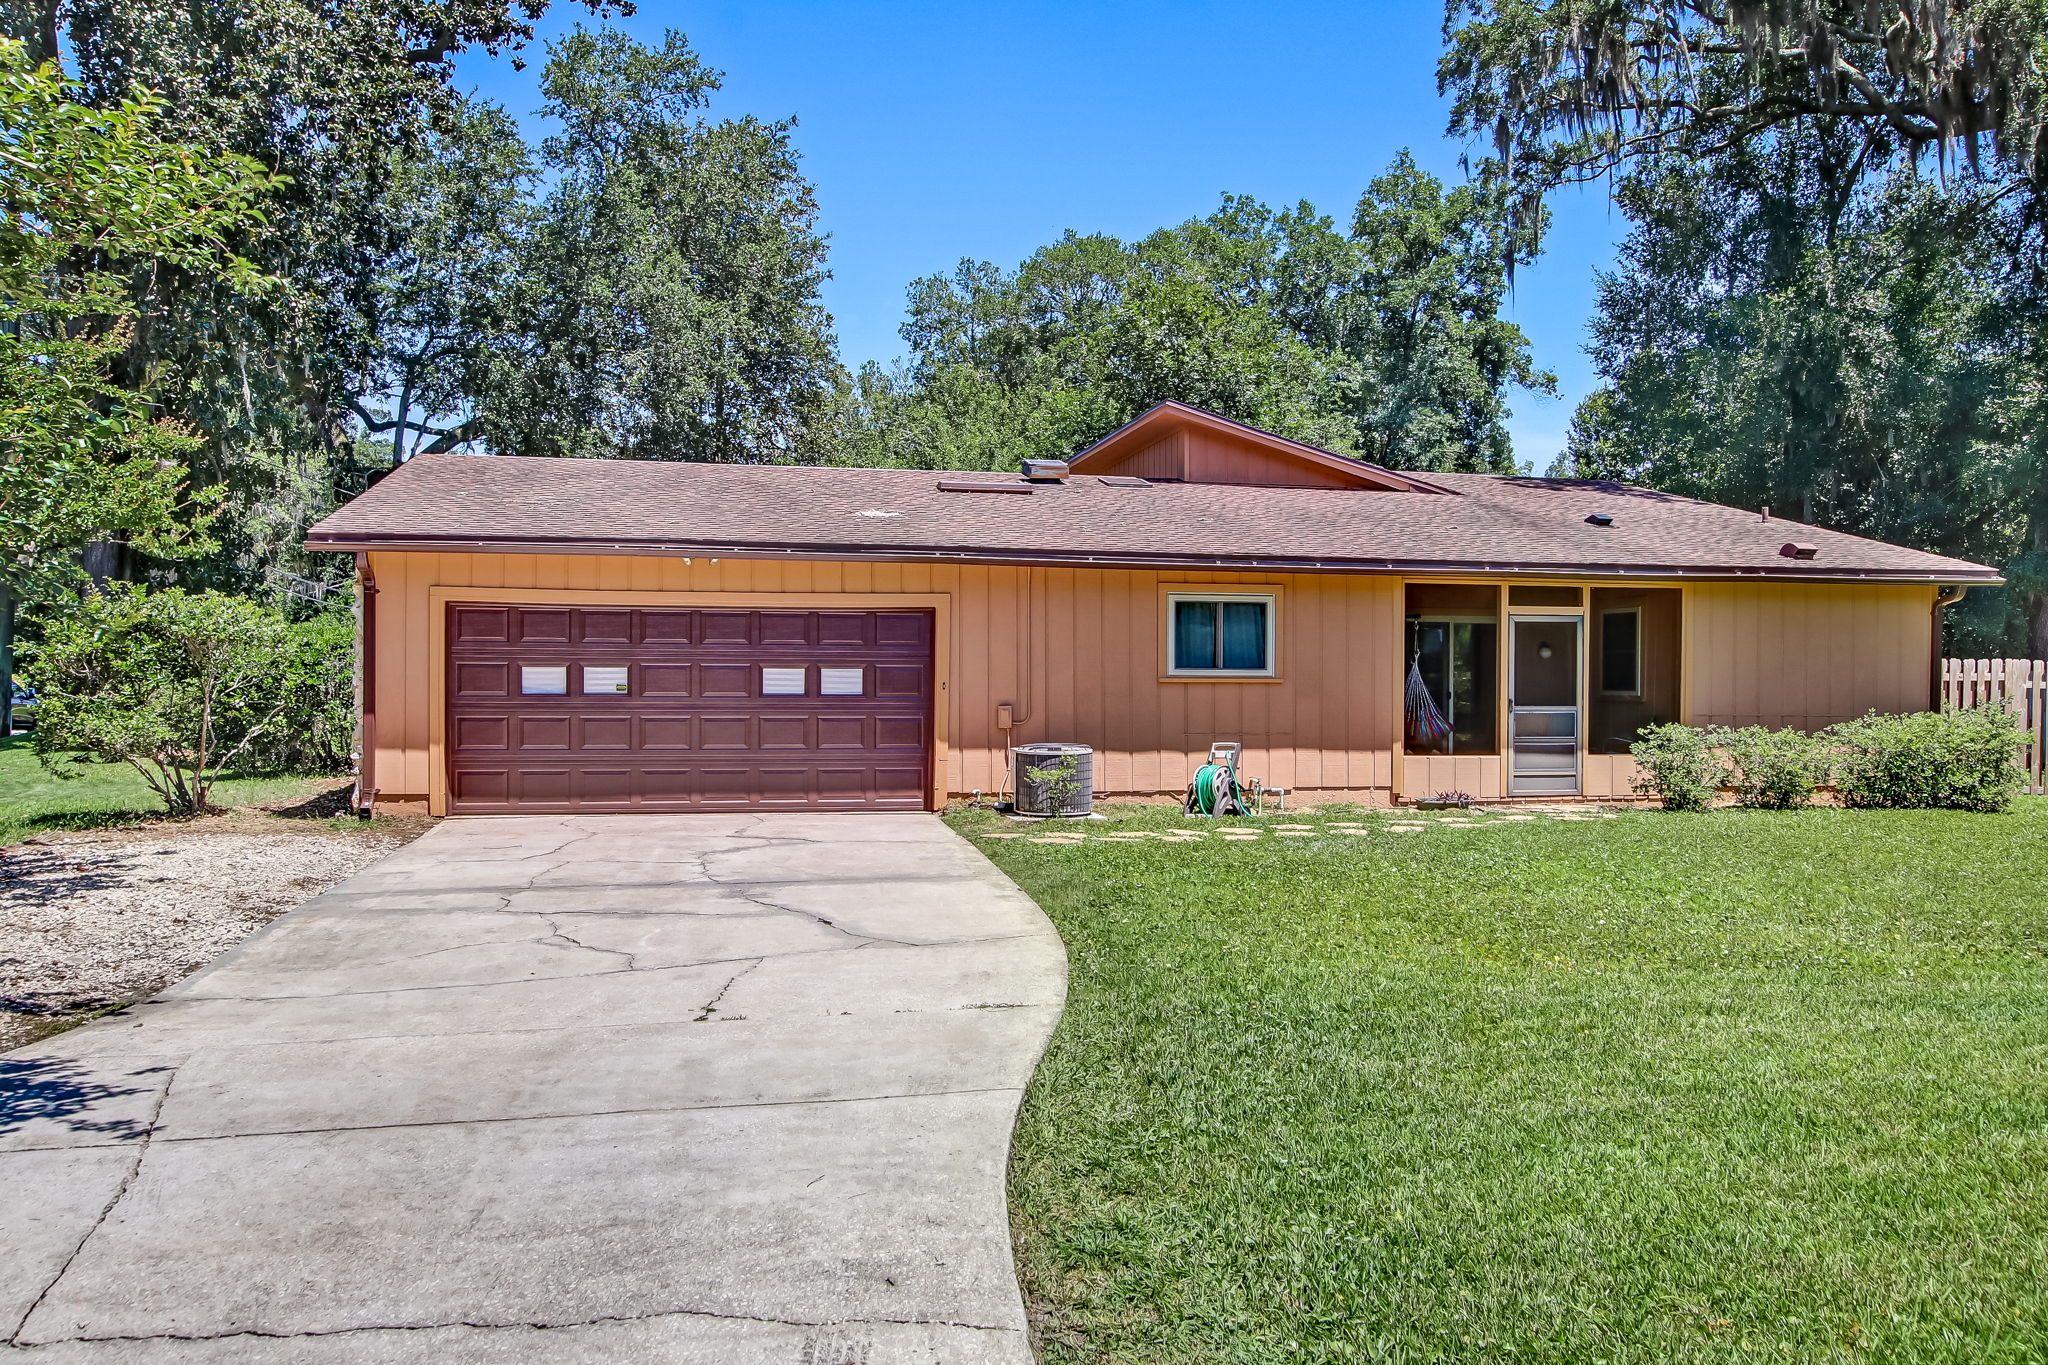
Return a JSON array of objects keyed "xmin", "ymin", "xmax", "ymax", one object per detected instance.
[
  {"xmin": 839, "ymin": 154, "xmax": 1552, "ymax": 475},
  {"xmin": 476, "ymin": 28, "xmax": 844, "ymax": 464},
  {"xmin": 1446, "ymin": 1, "xmax": 2048, "ymax": 654},
  {"xmin": 0, "ymin": 37, "xmax": 275, "ymax": 604}
]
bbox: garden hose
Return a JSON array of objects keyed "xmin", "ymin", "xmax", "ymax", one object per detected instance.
[{"xmin": 1187, "ymin": 760, "xmax": 1248, "ymax": 816}]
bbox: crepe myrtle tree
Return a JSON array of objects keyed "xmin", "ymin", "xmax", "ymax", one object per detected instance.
[{"xmin": 28, "ymin": 585, "xmax": 320, "ymax": 816}]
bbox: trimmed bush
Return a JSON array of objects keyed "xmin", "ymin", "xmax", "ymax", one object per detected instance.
[
  {"xmin": 245, "ymin": 606, "xmax": 356, "ymax": 775},
  {"xmin": 27, "ymin": 585, "xmax": 343, "ymax": 816},
  {"xmin": 1824, "ymin": 706, "xmax": 2028, "ymax": 812},
  {"xmin": 1720, "ymin": 724, "xmax": 1831, "ymax": 809},
  {"xmin": 1628, "ymin": 723, "xmax": 1727, "ymax": 811}
]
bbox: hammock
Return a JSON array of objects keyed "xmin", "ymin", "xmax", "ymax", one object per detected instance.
[{"xmin": 1404, "ymin": 658, "xmax": 1452, "ymax": 746}]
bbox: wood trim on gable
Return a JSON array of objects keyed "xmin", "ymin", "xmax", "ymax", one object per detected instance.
[{"xmin": 1067, "ymin": 400, "xmax": 1454, "ymax": 493}]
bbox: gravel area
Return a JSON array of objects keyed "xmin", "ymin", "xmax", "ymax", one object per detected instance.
[{"xmin": 0, "ymin": 827, "xmax": 410, "ymax": 1052}]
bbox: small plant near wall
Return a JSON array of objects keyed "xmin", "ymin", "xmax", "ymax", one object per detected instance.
[
  {"xmin": 1023, "ymin": 753, "xmax": 1086, "ymax": 818},
  {"xmin": 1628, "ymin": 723, "xmax": 1727, "ymax": 811},
  {"xmin": 1720, "ymin": 725, "xmax": 1831, "ymax": 809},
  {"xmin": 1824, "ymin": 706, "xmax": 2028, "ymax": 812}
]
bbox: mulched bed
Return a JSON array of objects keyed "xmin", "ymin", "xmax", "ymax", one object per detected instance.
[{"xmin": 0, "ymin": 813, "xmax": 427, "ymax": 1052}]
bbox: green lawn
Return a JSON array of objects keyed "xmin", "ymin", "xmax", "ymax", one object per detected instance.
[
  {"xmin": 0, "ymin": 735, "xmax": 341, "ymax": 846},
  {"xmin": 949, "ymin": 802, "xmax": 2048, "ymax": 1365}
]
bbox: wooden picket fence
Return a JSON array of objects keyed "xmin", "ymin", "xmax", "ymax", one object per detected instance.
[{"xmin": 1942, "ymin": 658, "xmax": 2048, "ymax": 794}]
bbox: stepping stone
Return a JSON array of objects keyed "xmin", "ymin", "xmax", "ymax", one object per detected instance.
[
  {"xmin": 1387, "ymin": 825, "xmax": 1423, "ymax": 833},
  {"xmin": 1498, "ymin": 814, "xmax": 1536, "ymax": 822},
  {"xmin": 1338, "ymin": 829, "xmax": 1374, "ymax": 836},
  {"xmin": 1275, "ymin": 830, "xmax": 1316, "ymax": 837}
]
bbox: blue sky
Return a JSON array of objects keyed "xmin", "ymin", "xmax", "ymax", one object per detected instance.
[{"xmin": 461, "ymin": 1, "xmax": 1625, "ymax": 469}]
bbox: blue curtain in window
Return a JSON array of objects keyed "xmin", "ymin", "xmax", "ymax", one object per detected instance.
[
  {"xmin": 1220, "ymin": 602, "xmax": 1266, "ymax": 670},
  {"xmin": 1175, "ymin": 601, "xmax": 1217, "ymax": 669}
]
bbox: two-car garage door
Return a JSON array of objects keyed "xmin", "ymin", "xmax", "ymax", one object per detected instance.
[{"xmin": 446, "ymin": 605, "xmax": 934, "ymax": 813}]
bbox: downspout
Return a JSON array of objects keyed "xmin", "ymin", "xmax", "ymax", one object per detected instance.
[
  {"xmin": 1931, "ymin": 585, "xmax": 1967, "ymax": 710},
  {"xmin": 353, "ymin": 552, "xmax": 379, "ymax": 817}
]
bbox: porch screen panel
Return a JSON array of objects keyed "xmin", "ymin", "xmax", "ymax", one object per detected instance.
[{"xmin": 1403, "ymin": 617, "xmax": 1497, "ymax": 754}]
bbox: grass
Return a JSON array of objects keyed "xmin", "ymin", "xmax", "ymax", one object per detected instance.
[
  {"xmin": 948, "ymin": 801, "xmax": 2048, "ymax": 1364},
  {"xmin": 0, "ymin": 735, "xmax": 348, "ymax": 847}
]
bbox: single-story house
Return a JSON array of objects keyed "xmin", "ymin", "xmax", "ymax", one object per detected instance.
[{"xmin": 305, "ymin": 401, "xmax": 1999, "ymax": 815}]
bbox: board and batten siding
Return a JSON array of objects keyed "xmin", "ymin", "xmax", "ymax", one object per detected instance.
[
  {"xmin": 1685, "ymin": 582, "xmax": 1932, "ymax": 729},
  {"xmin": 365, "ymin": 551, "xmax": 1404, "ymax": 810},
  {"xmin": 363, "ymin": 552, "xmax": 1937, "ymax": 811}
]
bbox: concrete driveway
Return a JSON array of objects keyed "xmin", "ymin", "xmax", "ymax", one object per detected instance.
[{"xmin": 1, "ymin": 814, "xmax": 1066, "ymax": 1363}]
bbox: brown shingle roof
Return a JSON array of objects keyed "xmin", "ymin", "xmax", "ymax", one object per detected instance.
[{"xmin": 305, "ymin": 453, "xmax": 1998, "ymax": 583}]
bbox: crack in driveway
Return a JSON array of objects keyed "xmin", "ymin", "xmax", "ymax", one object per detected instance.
[
  {"xmin": 8, "ymin": 1065, "xmax": 177, "ymax": 1346},
  {"xmin": 13, "ymin": 1303, "xmax": 1018, "ymax": 1349},
  {"xmin": 0, "ymin": 813, "xmax": 1065, "ymax": 1362}
]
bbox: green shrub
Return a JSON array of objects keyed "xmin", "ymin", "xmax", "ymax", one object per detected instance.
[
  {"xmin": 26, "ymin": 585, "xmax": 337, "ymax": 815},
  {"xmin": 1628, "ymin": 723, "xmax": 1727, "ymax": 811},
  {"xmin": 1720, "ymin": 724, "xmax": 1831, "ymax": 809},
  {"xmin": 244, "ymin": 606, "xmax": 356, "ymax": 775},
  {"xmin": 1824, "ymin": 706, "xmax": 2028, "ymax": 812}
]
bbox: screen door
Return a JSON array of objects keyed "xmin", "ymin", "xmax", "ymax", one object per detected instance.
[{"xmin": 1509, "ymin": 615, "xmax": 1581, "ymax": 796}]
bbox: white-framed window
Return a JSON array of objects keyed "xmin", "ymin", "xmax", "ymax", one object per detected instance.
[
  {"xmin": 1167, "ymin": 592, "xmax": 1276, "ymax": 677},
  {"xmin": 1599, "ymin": 607, "xmax": 1642, "ymax": 696}
]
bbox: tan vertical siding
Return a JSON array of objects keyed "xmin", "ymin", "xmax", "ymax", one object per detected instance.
[
  {"xmin": 368, "ymin": 551, "xmax": 1406, "ymax": 809},
  {"xmin": 363, "ymin": 552, "xmax": 1937, "ymax": 810},
  {"xmin": 1686, "ymin": 582, "xmax": 1932, "ymax": 730}
]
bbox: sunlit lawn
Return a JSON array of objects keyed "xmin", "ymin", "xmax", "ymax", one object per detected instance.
[
  {"xmin": 0, "ymin": 735, "xmax": 339, "ymax": 847},
  {"xmin": 950, "ymin": 801, "xmax": 2048, "ymax": 1364}
]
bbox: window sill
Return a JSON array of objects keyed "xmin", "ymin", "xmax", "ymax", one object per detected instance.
[{"xmin": 1159, "ymin": 674, "xmax": 1284, "ymax": 684}]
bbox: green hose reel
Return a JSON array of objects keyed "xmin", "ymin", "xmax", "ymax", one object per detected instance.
[{"xmin": 1184, "ymin": 742, "xmax": 1251, "ymax": 817}]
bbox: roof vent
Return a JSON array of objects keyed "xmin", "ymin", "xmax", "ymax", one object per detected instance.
[
  {"xmin": 1022, "ymin": 458, "xmax": 1070, "ymax": 483},
  {"xmin": 1098, "ymin": 475, "xmax": 1152, "ymax": 488},
  {"xmin": 1585, "ymin": 512, "xmax": 1614, "ymax": 527},
  {"xmin": 1780, "ymin": 542, "xmax": 1818, "ymax": 560},
  {"xmin": 936, "ymin": 479, "xmax": 1033, "ymax": 495}
]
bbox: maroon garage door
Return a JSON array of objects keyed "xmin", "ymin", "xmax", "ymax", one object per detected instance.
[{"xmin": 446, "ymin": 605, "xmax": 934, "ymax": 813}]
